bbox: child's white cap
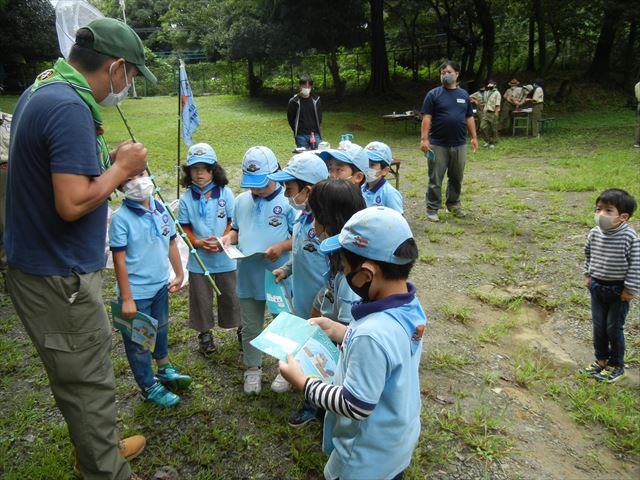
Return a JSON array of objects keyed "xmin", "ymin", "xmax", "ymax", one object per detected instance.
[
  {"xmin": 187, "ymin": 143, "xmax": 217, "ymax": 166},
  {"xmin": 268, "ymin": 152, "xmax": 328, "ymax": 185},
  {"xmin": 364, "ymin": 141, "xmax": 392, "ymax": 166},
  {"xmin": 320, "ymin": 206, "xmax": 414, "ymax": 265},
  {"xmin": 240, "ymin": 146, "xmax": 279, "ymax": 188}
]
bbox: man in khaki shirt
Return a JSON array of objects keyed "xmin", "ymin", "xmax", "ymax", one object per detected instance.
[
  {"xmin": 524, "ymin": 79, "xmax": 544, "ymax": 137},
  {"xmin": 500, "ymin": 78, "xmax": 522, "ymax": 132},
  {"xmin": 480, "ymin": 80, "xmax": 501, "ymax": 147},
  {"xmin": 634, "ymin": 80, "xmax": 640, "ymax": 148},
  {"xmin": 469, "ymin": 86, "xmax": 486, "ymax": 132}
]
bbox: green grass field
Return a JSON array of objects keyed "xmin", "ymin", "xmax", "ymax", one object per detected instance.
[{"xmin": 0, "ymin": 91, "xmax": 639, "ymax": 479}]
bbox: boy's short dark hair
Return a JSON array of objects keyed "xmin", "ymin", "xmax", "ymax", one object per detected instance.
[
  {"xmin": 299, "ymin": 74, "xmax": 313, "ymax": 86},
  {"xmin": 290, "ymin": 179, "xmax": 313, "ymax": 191},
  {"xmin": 596, "ymin": 189, "xmax": 637, "ymax": 217},
  {"xmin": 438, "ymin": 60, "xmax": 461, "ymax": 73},
  {"xmin": 342, "ymin": 238, "xmax": 418, "ymax": 280}
]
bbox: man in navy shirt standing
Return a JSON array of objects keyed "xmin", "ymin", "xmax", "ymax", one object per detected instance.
[
  {"xmin": 6, "ymin": 18, "xmax": 153, "ymax": 479},
  {"xmin": 420, "ymin": 60, "xmax": 478, "ymax": 222}
]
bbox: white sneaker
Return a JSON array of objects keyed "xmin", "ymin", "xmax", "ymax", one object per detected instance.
[
  {"xmin": 270, "ymin": 373, "xmax": 291, "ymax": 393},
  {"xmin": 243, "ymin": 368, "xmax": 262, "ymax": 394}
]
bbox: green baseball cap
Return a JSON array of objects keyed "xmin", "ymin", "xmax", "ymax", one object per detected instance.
[{"xmin": 80, "ymin": 18, "xmax": 157, "ymax": 84}]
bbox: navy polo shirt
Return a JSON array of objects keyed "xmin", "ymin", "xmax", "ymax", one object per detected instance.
[
  {"xmin": 420, "ymin": 86, "xmax": 473, "ymax": 147},
  {"xmin": 5, "ymin": 83, "xmax": 107, "ymax": 276}
]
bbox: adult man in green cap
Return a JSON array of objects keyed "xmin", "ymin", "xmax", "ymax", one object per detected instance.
[{"xmin": 5, "ymin": 18, "xmax": 155, "ymax": 480}]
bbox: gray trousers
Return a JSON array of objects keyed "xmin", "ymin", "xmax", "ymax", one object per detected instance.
[
  {"xmin": 426, "ymin": 144, "xmax": 467, "ymax": 212},
  {"xmin": 188, "ymin": 270, "xmax": 240, "ymax": 332},
  {"xmin": 7, "ymin": 268, "xmax": 130, "ymax": 480},
  {"xmin": 239, "ymin": 298, "xmax": 267, "ymax": 368}
]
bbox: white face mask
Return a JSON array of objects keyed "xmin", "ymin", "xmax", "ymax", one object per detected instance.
[
  {"xmin": 99, "ymin": 62, "xmax": 131, "ymax": 107},
  {"xmin": 288, "ymin": 190, "xmax": 307, "ymax": 211},
  {"xmin": 366, "ymin": 167, "xmax": 381, "ymax": 184},
  {"xmin": 123, "ymin": 177, "xmax": 154, "ymax": 202},
  {"xmin": 300, "ymin": 87, "xmax": 311, "ymax": 97},
  {"xmin": 594, "ymin": 213, "xmax": 619, "ymax": 231}
]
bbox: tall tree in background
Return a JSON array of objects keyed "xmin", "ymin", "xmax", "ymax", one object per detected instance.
[
  {"xmin": 587, "ymin": 0, "xmax": 625, "ymax": 81},
  {"xmin": 472, "ymin": 0, "xmax": 495, "ymax": 82},
  {"xmin": 276, "ymin": 0, "xmax": 367, "ymax": 101},
  {"xmin": 368, "ymin": 0, "xmax": 390, "ymax": 93},
  {"xmin": 0, "ymin": 0, "xmax": 58, "ymax": 64},
  {"xmin": 385, "ymin": 0, "xmax": 429, "ymax": 82}
]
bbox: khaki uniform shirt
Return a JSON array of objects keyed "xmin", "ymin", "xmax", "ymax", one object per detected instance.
[
  {"xmin": 504, "ymin": 86, "xmax": 523, "ymax": 105},
  {"xmin": 484, "ymin": 89, "xmax": 501, "ymax": 113},
  {"xmin": 470, "ymin": 90, "xmax": 486, "ymax": 108},
  {"xmin": 635, "ymin": 81, "xmax": 640, "ymax": 104},
  {"xmin": 532, "ymin": 86, "xmax": 544, "ymax": 104}
]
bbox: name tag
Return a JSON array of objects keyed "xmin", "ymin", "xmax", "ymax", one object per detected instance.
[{"xmin": 457, "ymin": 99, "xmax": 466, "ymax": 104}]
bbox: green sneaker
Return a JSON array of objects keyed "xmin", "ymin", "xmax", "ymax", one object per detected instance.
[
  {"xmin": 157, "ymin": 364, "xmax": 193, "ymax": 391},
  {"xmin": 578, "ymin": 362, "xmax": 605, "ymax": 377},
  {"xmin": 145, "ymin": 382, "xmax": 180, "ymax": 407},
  {"xmin": 594, "ymin": 366, "xmax": 625, "ymax": 384}
]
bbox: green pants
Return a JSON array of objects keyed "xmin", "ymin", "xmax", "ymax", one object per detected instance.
[
  {"xmin": 499, "ymin": 103, "xmax": 514, "ymax": 131},
  {"xmin": 239, "ymin": 298, "xmax": 267, "ymax": 368},
  {"xmin": 531, "ymin": 103, "xmax": 543, "ymax": 136},
  {"xmin": 426, "ymin": 144, "xmax": 467, "ymax": 212},
  {"xmin": 480, "ymin": 113, "xmax": 499, "ymax": 145},
  {"xmin": 7, "ymin": 268, "xmax": 131, "ymax": 480}
]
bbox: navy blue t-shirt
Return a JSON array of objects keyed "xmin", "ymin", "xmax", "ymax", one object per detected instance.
[
  {"xmin": 420, "ymin": 86, "xmax": 473, "ymax": 147},
  {"xmin": 5, "ymin": 83, "xmax": 108, "ymax": 276}
]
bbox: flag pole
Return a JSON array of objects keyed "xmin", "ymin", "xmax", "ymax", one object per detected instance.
[{"xmin": 177, "ymin": 58, "xmax": 181, "ymax": 200}]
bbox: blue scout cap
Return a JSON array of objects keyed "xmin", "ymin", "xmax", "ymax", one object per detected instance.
[
  {"xmin": 317, "ymin": 143, "xmax": 369, "ymax": 174},
  {"xmin": 364, "ymin": 141, "xmax": 392, "ymax": 166},
  {"xmin": 186, "ymin": 143, "xmax": 217, "ymax": 166},
  {"xmin": 240, "ymin": 146, "xmax": 279, "ymax": 188},
  {"xmin": 320, "ymin": 206, "xmax": 414, "ymax": 265},
  {"xmin": 268, "ymin": 152, "xmax": 328, "ymax": 185}
]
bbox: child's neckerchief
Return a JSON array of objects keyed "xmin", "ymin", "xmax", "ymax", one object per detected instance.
[
  {"xmin": 124, "ymin": 197, "xmax": 168, "ymax": 238},
  {"xmin": 30, "ymin": 58, "xmax": 110, "ymax": 173},
  {"xmin": 190, "ymin": 182, "xmax": 217, "ymax": 217}
]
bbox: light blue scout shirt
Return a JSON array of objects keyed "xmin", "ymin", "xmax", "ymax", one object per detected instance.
[
  {"xmin": 178, "ymin": 184, "xmax": 236, "ymax": 274},
  {"xmin": 323, "ymin": 284, "xmax": 427, "ymax": 480},
  {"xmin": 361, "ymin": 178, "xmax": 404, "ymax": 214},
  {"xmin": 319, "ymin": 271, "xmax": 360, "ymax": 325},
  {"xmin": 109, "ymin": 198, "xmax": 177, "ymax": 300},
  {"xmin": 232, "ymin": 187, "xmax": 296, "ymax": 300},
  {"xmin": 291, "ymin": 210, "xmax": 327, "ymax": 319}
]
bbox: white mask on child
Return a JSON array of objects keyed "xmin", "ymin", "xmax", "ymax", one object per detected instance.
[
  {"xmin": 594, "ymin": 213, "xmax": 618, "ymax": 231},
  {"xmin": 366, "ymin": 167, "xmax": 381, "ymax": 184},
  {"xmin": 123, "ymin": 177, "xmax": 154, "ymax": 201},
  {"xmin": 288, "ymin": 191, "xmax": 306, "ymax": 211}
]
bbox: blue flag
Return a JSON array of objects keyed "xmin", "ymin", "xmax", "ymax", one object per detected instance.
[{"xmin": 179, "ymin": 60, "xmax": 199, "ymax": 146}]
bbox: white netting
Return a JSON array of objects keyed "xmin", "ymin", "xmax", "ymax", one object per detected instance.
[{"xmin": 52, "ymin": 0, "xmax": 104, "ymax": 59}]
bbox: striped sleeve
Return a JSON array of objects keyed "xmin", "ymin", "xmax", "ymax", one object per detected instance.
[
  {"xmin": 625, "ymin": 236, "xmax": 640, "ymax": 295},
  {"xmin": 304, "ymin": 378, "xmax": 375, "ymax": 421}
]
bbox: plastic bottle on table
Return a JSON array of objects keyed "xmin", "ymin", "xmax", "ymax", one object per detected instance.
[{"xmin": 310, "ymin": 131, "xmax": 317, "ymax": 150}]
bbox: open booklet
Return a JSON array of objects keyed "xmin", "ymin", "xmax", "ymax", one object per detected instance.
[
  {"xmin": 264, "ymin": 270, "xmax": 293, "ymax": 314},
  {"xmin": 250, "ymin": 312, "xmax": 340, "ymax": 384},
  {"xmin": 216, "ymin": 237, "xmax": 264, "ymax": 259},
  {"xmin": 111, "ymin": 302, "xmax": 158, "ymax": 352}
]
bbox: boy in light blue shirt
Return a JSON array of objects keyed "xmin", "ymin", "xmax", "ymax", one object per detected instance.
[
  {"xmin": 110, "ymin": 172, "xmax": 192, "ymax": 407},
  {"xmin": 178, "ymin": 143, "xmax": 240, "ymax": 356},
  {"xmin": 318, "ymin": 143, "xmax": 368, "ymax": 188},
  {"xmin": 279, "ymin": 207, "xmax": 426, "ymax": 480},
  {"xmin": 220, "ymin": 146, "xmax": 296, "ymax": 394},
  {"xmin": 362, "ymin": 141, "xmax": 404, "ymax": 214}
]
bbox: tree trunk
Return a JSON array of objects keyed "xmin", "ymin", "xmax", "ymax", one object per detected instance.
[
  {"xmin": 367, "ymin": 0, "xmax": 390, "ymax": 94},
  {"xmin": 527, "ymin": 13, "xmax": 535, "ymax": 71},
  {"xmin": 587, "ymin": 1, "xmax": 624, "ymax": 80},
  {"xmin": 328, "ymin": 51, "xmax": 346, "ymax": 101},
  {"xmin": 623, "ymin": 19, "xmax": 637, "ymax": 72},
  {"xmin": 247, "ymin": 59, "xmax": 261, "ymax": 97},
  {"xmin": 533, "ymin": 0, "xmax": 546, "ymax": 73},
  {"xmin": 473, "ymin": 0, "xmax": 495, "ymax": 82}
]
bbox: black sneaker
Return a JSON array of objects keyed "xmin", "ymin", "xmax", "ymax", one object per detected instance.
[
  {"xmin": 594, "ymin": 366, "xmax": 625, "ymax": 384},
  {"xmin": 578, "ymin": 362, "xmax": 605, "ymax": 377},
  {"xmin": 288, "ymin": 407, "xmax": 317, "ymax": 427},
  {"xmin": 198, "ymin": 331, "xmax": 217, "ymax": 356}
]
